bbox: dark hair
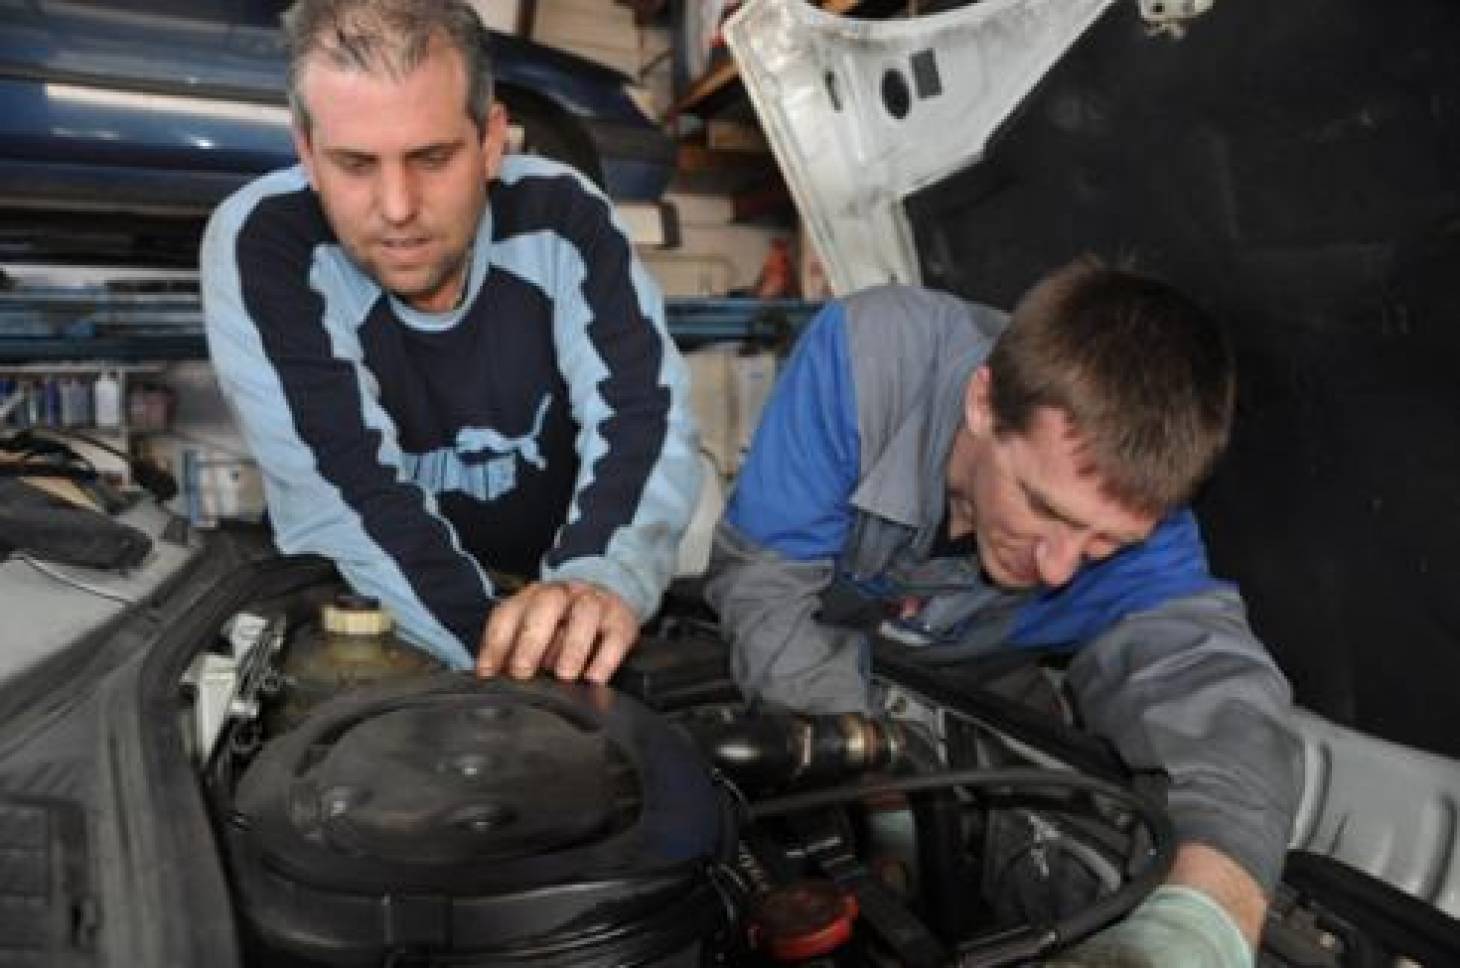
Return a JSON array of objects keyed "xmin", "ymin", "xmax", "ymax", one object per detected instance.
[
  {"xmin": 282, "ymin": 0, "xmax": 495, "ymax": 135},
  {"xmin": 987, "ymin": 256, "xmax": 1236, "ymax": 514}
]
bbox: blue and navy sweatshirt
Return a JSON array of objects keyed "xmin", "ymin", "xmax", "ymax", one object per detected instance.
[{"xmin": 202, "ymin": 156, "xmax": 700, "ymax": 668}]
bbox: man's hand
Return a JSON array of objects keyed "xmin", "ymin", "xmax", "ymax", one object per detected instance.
[
  {"xmin": 476, "ymin": 580, "xmax": 640, "ymax": 684},
  {"xmin": 1044, "ymin": 845, "xmax": 1262, "ymax": 968},
  {"xmin": 1042, "ymin": 884, "xmax": 1252, "ymax": 967}
]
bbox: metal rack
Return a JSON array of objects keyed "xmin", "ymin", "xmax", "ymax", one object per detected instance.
[
  {"xmin": 0, "ymin": 286, "xmax": 822, "ymax": 359},
  {"xmin": 0, "ymin": 287, "xmax": 204, "ymax": 362}
]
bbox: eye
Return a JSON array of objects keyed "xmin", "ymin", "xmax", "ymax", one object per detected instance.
[
  {"xmin": 335, "ymin": 156, "xmax": 373, "ymax": 176},
  {"xmin": 417, "ymin": 148, "xmax": 455, "ymax": 170},
  {"xmin": 1025, "ymin": 492, "xmax": 1060, "ymax": 521}
]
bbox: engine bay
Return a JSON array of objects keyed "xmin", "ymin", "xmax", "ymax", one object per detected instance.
[{"xmin": 176, "ymin": 582, "xmax": 1363, "ymax": 967}]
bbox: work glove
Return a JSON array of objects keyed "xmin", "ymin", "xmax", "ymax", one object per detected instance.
[{"xmin": 1043, "ymin": 885, "xmax": 1252, "ymax": 968}]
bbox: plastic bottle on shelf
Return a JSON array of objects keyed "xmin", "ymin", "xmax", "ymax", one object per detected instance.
[
  {"xmin": 127, "ymin": 383, "xmax": 148, "ymax": 430},
  {"xmin": 41, "ymin": 376, "xmax": 62, "ymax": 427},
  {"xmin": 22, "ymin": 380, "xmax": 41, "ymax": 428},
  {"xmin": 60, "ymin": 378, "xmax": 90, "ymax": 428},
  {"xmin": 94, "ymin": 371, "xmax": 122, "ymax": 430},
  {"xmin": 77, "ymin": 378, "xmax": 93, "ymax": 428}
]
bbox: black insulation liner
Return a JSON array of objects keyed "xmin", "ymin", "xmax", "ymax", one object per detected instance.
[{"xmin": 905, "ymin": 0, "xmax": 1460, "ymax": 757}]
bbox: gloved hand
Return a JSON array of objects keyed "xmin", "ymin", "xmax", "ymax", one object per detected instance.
[{"xmin": 1043, "ymin": 885, "xmax": 1253, "ymax": 968}]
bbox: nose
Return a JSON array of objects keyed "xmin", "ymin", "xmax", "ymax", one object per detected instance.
[
  {"xmin": 1033, "ymin": 527, "xmax": 1085, "ymax": 587},
  {"xmin": 377, "ymin": 163, "xmax": 418, "ymax": 226}
]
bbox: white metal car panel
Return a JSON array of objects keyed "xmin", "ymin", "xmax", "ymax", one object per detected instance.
[
  {"xmin": 725, "ymin": 0, "xmax": 1114, "ymax": 294},
  {"xmin": 1291, "ymin": 708, "xmax": 1460, "ymax": 919}
]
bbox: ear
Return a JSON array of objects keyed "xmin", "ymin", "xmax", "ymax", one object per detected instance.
[
  {"xmin": 291, "ymin": 125, "xmax": 318, "ymax": 187},
  {"xmin": 965, "ymin": 366, "xmax": 994, "ymax": 437},
  {"xmin": 481, "ymin": 101, "xmax": 510, "ymax": 181}
]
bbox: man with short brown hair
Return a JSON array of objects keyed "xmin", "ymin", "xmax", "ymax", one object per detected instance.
[
  {"xmin": 707, "ymin": 260, "xmax": 1300, "ymax": 965},
  {"xmin": 985, "ymin": 256, "xmax": 1234, "ymax": 515}
]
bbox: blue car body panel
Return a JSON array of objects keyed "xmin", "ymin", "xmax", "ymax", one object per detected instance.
[{"xmin": 0, "ymin": 0, "xmax": 673, "ymax": 253}]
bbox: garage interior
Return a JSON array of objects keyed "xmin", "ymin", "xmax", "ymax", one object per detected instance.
[{"xmin": 2, "ymin": 0, "xmax": 1460, "ymax": 965}]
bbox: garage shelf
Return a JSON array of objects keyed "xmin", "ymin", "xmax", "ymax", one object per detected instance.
[
  {"xmin": 0, "ymin": 288, "xmax": 822, "ymax": 360},
  {"xmin": 665, "ymin": 0, "xmax": 909, "ymax": 121}
]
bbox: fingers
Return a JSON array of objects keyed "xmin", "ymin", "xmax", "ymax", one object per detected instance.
[
  {"xmin": 551, "ymin": 587, "xmax": 604, "ymax": 681},
  {"xmin": 583, "ymin": 592, "xmax": 638, "ymax": 683},
  {"xmin": 475, "ymin": 581, "xmax": 641, "ymax": 684},
  {"xmin": 477, "ymin": 582, "xmax": 570, "ymax": 679},
  {"xmin": 476, "ymin": 593, "xmax": 519, "ymax": 677}
]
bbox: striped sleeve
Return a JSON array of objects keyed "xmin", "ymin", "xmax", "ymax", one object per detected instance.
[
  {"xmin": 489, "ymin": 158, "xmax": 701, "ymax": 618},
  {"xmin": 200, "ymin": 171, "xmax": 488, "ymax": 667}
]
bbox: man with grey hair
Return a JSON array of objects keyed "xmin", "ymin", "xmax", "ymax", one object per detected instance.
[{"xmin": 202, "ymin": 0, "xmax": 700, "ymax": 684}]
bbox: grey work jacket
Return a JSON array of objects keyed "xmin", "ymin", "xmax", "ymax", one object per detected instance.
[{"xmin": 706, "ymin": 284, "xmax": 1302, "ymax": 893}]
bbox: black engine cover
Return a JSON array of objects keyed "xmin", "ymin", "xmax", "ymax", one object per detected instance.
[{"xmin": 226, "ymin": 674, "xmax": 733, "ymax": 966}]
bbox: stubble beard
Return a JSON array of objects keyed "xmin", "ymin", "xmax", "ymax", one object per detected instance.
[{"xmin": 353, "ymin": 238, "xmax": 470, "ymax": 311}]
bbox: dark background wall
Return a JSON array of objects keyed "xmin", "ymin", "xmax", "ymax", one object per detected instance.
[{"xmin": 907, "ymin": 0, "xmax": 1460, "ymax": 757}]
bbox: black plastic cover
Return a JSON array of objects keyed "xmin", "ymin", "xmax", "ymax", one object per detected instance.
[
  {"xmin": 227, "ymin": 674, "xmax": 734, "ymax": 966},
  {"xmin": 0, "ymin": 479, "xmax": 152, "ymax": 570}
]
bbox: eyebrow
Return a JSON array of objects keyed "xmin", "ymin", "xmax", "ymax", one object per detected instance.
[
  {"xmin": 322, "ymin": 139, "xmax": 465, "ymax": 164},
  {"xmin": 405, "ymin": 139, "xmax": 464, "ymax": 161},
  {"xmin": 324, "ymin": 147, "xmax": 374, "ymax": 165},
  {"xmin": 1020, "ymin": 481, "xmax": 1147, "ymax": 546}
]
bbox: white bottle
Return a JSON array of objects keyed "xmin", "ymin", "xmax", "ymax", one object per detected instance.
[{"xmin": 93, "ymin": 371, "xmax": 121, "ymax": 430}]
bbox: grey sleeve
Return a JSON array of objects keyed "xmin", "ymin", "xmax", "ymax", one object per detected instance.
[
  {"xmin": 1065, "ymin": 588, "xmax": 1303, "ymax": 893},
  {"xmin": 704, "ymin": 520, "xmax": 871, "ymax": 714}
]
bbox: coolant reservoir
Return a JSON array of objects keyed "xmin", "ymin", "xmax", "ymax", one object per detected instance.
[{"xmin": 265, "ymin": 593, "xmax": 446, "ymax": 732}]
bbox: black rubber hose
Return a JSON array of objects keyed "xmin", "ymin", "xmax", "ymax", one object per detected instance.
[
  {"xmin": 748, "ymin": 767, "xmax": 1176, "ymax": 966},
  {"xmin": 685, "ymin": 712, "xmax": 899, "ymax": 792},
  {"xmin": 896, "ymin": 726, "xmax": 969, "ymax": 942},
  {"xmin": 686, "ymin": 712, "xmax": 810, "ymax": 790}
]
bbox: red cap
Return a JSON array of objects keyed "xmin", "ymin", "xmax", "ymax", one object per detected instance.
[{"xmin": 748, "ymin": 879, "xmax": 860, "ymax": 962}]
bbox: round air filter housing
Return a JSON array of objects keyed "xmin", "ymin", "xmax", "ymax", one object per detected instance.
[{"xmin": 227, "ymin": 674, "xmax": 734, "ymax": 966}]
